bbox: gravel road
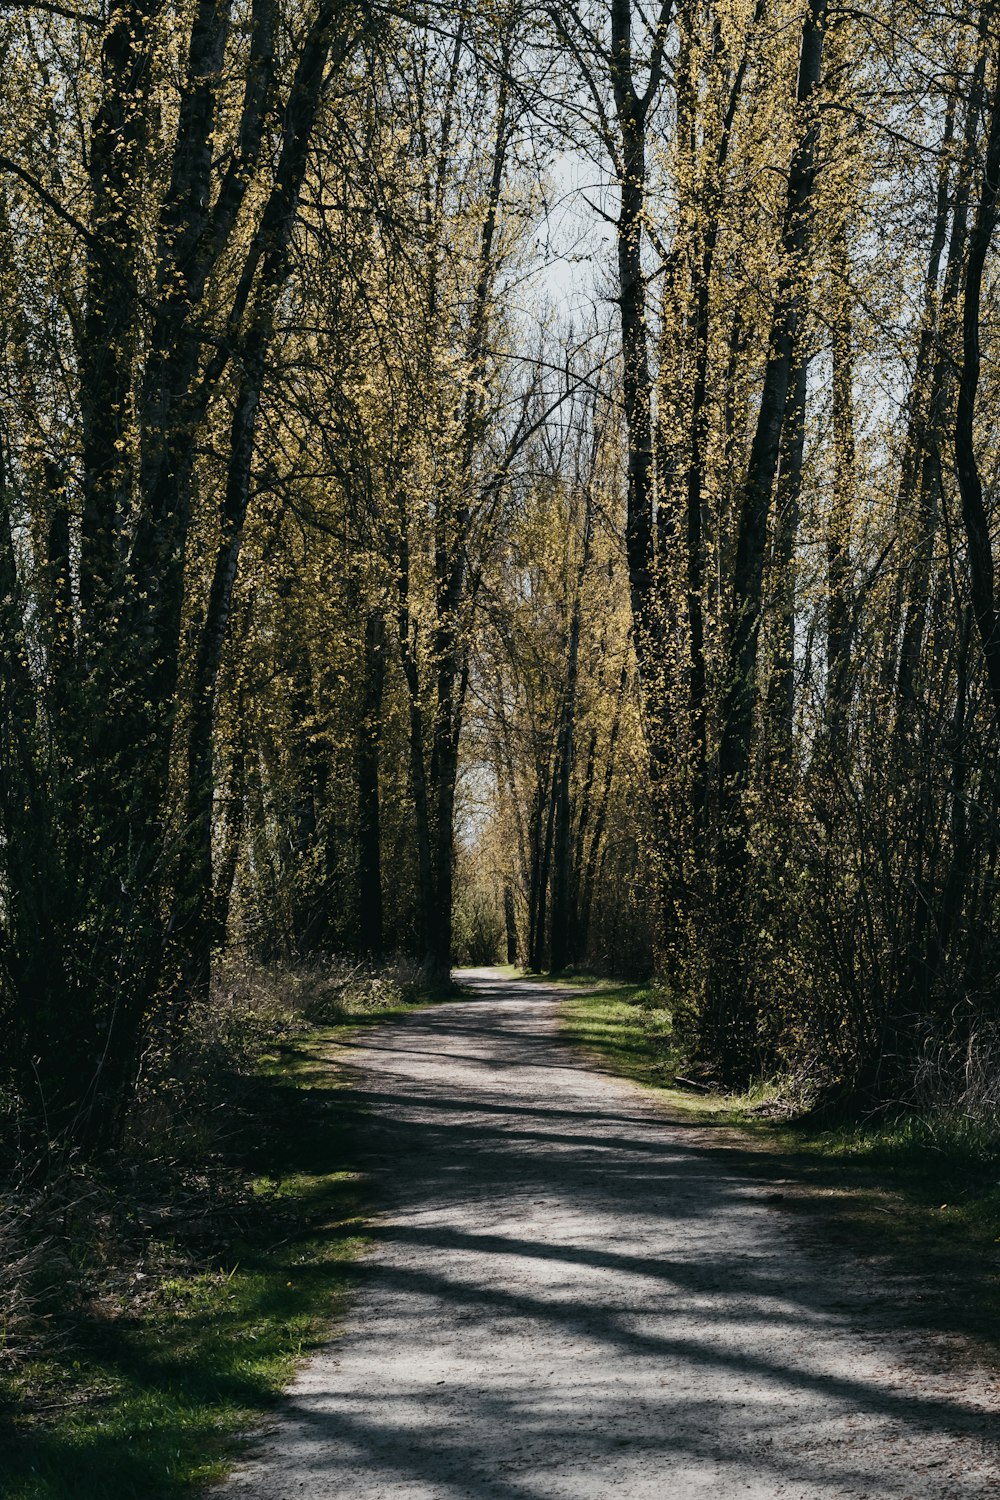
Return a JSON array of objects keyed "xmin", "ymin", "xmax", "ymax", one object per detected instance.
[{"xmin": 221, "ymin": 968, "xmax": 999, "ymax": 1499}]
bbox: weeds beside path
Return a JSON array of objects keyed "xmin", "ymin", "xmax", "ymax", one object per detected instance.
[{"xmin": 554, "ymin": 973, "xmax": 1000, "ymax": 1362}]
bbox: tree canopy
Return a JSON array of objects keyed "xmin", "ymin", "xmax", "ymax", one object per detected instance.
[{"xmin": 4, "ymin": 0, "xmax": 1000, "ymax": 1144}]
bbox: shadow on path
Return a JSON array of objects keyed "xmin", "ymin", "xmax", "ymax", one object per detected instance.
[{"xmin": 221, "ymin": 969, "xmax": 999, "ymax": 1500}]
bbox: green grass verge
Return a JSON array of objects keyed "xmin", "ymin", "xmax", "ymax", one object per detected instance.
[
  {"xmin": 556, "ymin": 977, "xmax": 687, "ymax": 1094},
  {"xmin": 552, "ymin": 976, "xmax": 1000, "ymax": 1355},
  {"xmin": 0, "ymin": 982, "xmax": 455, "ymax": 1500}
]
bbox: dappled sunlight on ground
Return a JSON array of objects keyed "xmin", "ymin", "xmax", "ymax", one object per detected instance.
[{"xmin": 220, "ymin": 969, "xmax": 999, "ymax": 1500}]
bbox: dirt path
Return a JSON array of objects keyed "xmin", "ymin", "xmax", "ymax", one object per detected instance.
[{"xmin": 221, "ymin": 969, "xmax": 998, "ymax": 1499}]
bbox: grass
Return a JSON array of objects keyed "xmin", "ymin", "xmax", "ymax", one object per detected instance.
[
  {"xmin": 555, "ymin": 976, "xmax": 687, "ymax": 1094},
  {"xmin": 550, "ymin": 973, "xmax": 1000, "ymax": 1357},
  {"xmin": 0, "ymin": 976, "xmax": 455, "ymax": 1500}
]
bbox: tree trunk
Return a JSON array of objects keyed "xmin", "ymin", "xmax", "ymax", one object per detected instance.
[
  {"xmin": 894, "ymin": 82, "xmax": 973, "ymax": 717},
  {"xmin": 710, "ymin": 0, "xmax": 828, "ymax": 1080},
  {"xmin": 357, "ymin": 610, "xmax": 387, "ymax": 957},
  {"xmin": 767, "ymin": 353, "xmax": 809, "ymax": 765},
  {"xmin": 609, "ymin": 3, "xmax": 657, "ymax": 669},
  {"xmin": 550, "ymin": 510, "xmax": 590, "ymax": 973},
  {"xmin": 577, "ymin": 663, "xmax": 628, "ymax": 960},
  {"xmin": 826, "ymin": 243, "xmax": 855, "ymax": 765},
  {"xmin": 504, "ymin": 884, "xmax": 519, "ymax": 965},
  {"xmin": 954, "ymin": 39, "xmax": 1000, "ymax": 715}
]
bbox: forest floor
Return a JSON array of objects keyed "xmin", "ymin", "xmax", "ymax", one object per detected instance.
[{"xmin": 218, "ymin": 968, "xmax": 999, "ymax": 1500}]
